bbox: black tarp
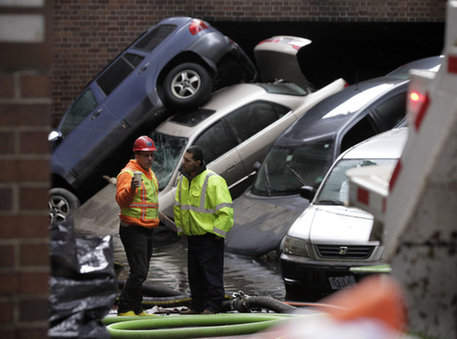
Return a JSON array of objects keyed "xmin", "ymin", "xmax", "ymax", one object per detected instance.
[{"xmin": 49, "ymin": 215, "xmax": 117, "ymax": 339}]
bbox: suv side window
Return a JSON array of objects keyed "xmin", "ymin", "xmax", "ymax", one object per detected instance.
[
  {"xmin": 96, "ymin": 52, "xmax": 144, "ymax": 96},
  {"xmin": 193, "ymin": 120, "xmax": 238, "ymax": 164},
  {"xmin": 340, "ymin": 115, "xmax": 378, "ymax": 153},
  {"xmin": 225, "ymin": 101, "xmax": 289, "ymax": 142},
  {"xmin": 368, "ymin": 92, "xmax": 406, "ymax": 132},
  {"xmin": 60, "ymin": 88, "xmax": 98, "ymax": 137}
]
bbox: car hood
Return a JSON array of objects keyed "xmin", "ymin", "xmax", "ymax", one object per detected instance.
[
  {"xmin": 254, "ymin": 36, "xmax": 312, "ymax": 90},
  {"xmin": 225, "ymin": 189, "xmax": 309, "ymax": 256},
  {"xmin": 300, "ymin": 204, "xmax": 374, "ymax": 244}
]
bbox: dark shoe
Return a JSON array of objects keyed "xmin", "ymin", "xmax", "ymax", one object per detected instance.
[
  {"xmin": 201, "ymin": 309, "xmax": 215, "ymax": 314},
  {"xmin": 180, "ymin": 308, "xmax": 200, "ymax": 314}
]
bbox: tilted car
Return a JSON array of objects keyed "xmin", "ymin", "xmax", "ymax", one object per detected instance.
[
  {"xmin": 48, "ymin": 16, "xmax": 258, "ymax": 223},
  {"xmin": 279, "ymin": 127, "xmax": 408, "ymax": 301},
  {"xmin": 225, "ymin": 55, "xmax": 442, "ymax": 257}
]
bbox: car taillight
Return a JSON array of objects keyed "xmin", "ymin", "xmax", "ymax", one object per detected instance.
[{"xmin": 189, "ymin": 19, "xmax": 208, "ymax": 35}]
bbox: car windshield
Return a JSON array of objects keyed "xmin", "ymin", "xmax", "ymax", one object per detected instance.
[
  {"xmin": 59, "ymin": 88, "xmax": 98, "ymax": 137},
  {"xmin": 150, "ymin": 132, "xmax": 188, "ymax": 190},
  {"xmin": 315, "ymin": 158, "xmax": 397, "ymax": 205},
  {"xmin": 252, "ymin": 138, "xmax": 335, "ymax": 196}
]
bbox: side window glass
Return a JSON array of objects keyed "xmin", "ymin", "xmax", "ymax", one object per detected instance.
[
  {"xmin": 193, "ymin": 120, "xmax": 238, "ymax": 164},
  {"xmin": 60, "ymin": 88, "xmax": 98, "ymax": 137},
  {"xmin": 340, "ymin": 115, "xmax": 377, "ymax": 153},
  {"xmin": 96, "ymin": 53, "xmax": 144, "ymax": 96},
  {"xmin": 369, "ymin": 93, "xmax": 406, "ymax": 132},
  {"xmin": 225, "ymin": 101, "xmax": 288, "ymax": 142}
]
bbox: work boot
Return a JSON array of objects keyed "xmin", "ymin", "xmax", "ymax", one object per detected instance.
[
  {"xmin": 118, "ymin": 310, "xmax": 136, "ymax": 316},
  {"xmin": 136, "ymin": 311, "xmax": 150, "ymax": 316}
]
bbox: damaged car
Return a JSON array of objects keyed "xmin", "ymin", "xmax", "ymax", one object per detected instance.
[
  {"xmin": 225, "ymin": 55, "xmax": 442, "ymax": 257},
  {"xmin": 49, "ymin": 16, "xmax": 258, "ymax": 223}
]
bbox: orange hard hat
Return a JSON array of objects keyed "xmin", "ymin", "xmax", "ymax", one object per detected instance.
[{"xmin": 133, "ymin": 136, "xmax": 156, "ymax": 152}]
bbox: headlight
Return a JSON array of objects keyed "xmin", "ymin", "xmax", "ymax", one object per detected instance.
[{"xmin": 280, "ymin": 235, "xmax": 309, "ymax": 257}]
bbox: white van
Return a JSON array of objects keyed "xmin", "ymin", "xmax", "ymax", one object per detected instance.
[{"xmin": 279, "ymin": 127, "xmax": 408, "ymax": 301}]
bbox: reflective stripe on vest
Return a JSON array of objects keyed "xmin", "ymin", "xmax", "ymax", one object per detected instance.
[
  {"xmin": 121, "ymin": 168, "xmax": 159, "ymax": 222},
  {"xmin": 176, "ymin": 172, "xmax": 233, "ymax": 237}
]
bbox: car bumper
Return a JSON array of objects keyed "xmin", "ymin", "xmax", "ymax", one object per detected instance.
[{"xmin": 280, "ymin": 253, "xmax": 385, "ymax": 301}]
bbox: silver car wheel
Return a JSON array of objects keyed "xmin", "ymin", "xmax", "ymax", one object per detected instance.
[{"xmin": 170, "ymin": 69, "xmax": 201, "ymax": 99}]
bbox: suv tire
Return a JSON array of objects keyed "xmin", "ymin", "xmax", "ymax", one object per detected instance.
[
  {"xmin": 49, "ymin": 187, "xmax": 80, "ymax": 224},
  {"xmin": 163, "ymin": 62, "xmax": 212, "ymax": 109}
]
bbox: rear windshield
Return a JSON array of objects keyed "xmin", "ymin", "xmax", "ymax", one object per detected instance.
[{"xmin": 134, "ymin": 24, "xmax": 176, "ymax": 51}]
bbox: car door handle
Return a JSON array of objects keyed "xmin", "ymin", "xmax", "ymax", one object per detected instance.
[
  {"xmin": 140, "ymin": 62, "xmax": 150, "ymax": 72},
  {"xmin": 90, "ymin": 108, "xmax": 102, "ymax": 120}
]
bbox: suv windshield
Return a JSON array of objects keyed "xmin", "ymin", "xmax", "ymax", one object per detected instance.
[
  {"xmin": 252, "ymin": 138, "xmax": 334, "ymax": 196},
  {"xmin": 315, "ymin": 158, "xmax": 397, "ymax": 206},
  {"xmin": 150, "ymin": 132, "xmax": 188, "ymax": 190}
]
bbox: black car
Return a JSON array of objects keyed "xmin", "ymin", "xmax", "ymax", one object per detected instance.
[{"xmin": 225, "ymin": 55, "xmax": 443, "ymax": 257}]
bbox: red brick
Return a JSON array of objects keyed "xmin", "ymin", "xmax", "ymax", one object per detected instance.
[
  {"xmin": 0, "ymin": 104, "xmax": 51, "ymax": 127},
  {"xmin": 0, "ymin": 215, "xmax": 49, "ymax": 239},
  {"xmin": 19, "ymin": 131, "xmax": 50, "ymax": 154},
  {"xmin": 18, "ymin": 271, "xmax": 49, "ymax": 294},
  {"xmin": 0, "ymin": 159, "xmax": 49, "ymax": 182},
  {"xmin": 0, "ymin": 74, "xmax": 15, "ymax": 98},
  {"xmin": 19, "ymin": 187, "xmax": 49, "ymax": 210},
  {"xmin": 0, "ymin": 244, "xmax": 15, "ymax": 268},
  {"xmin": 20, "ymin": 243, "xmax": 49, "ymax": 267},
  {"xmin": 0, "ymin": 131, "xmax": 15, "ymax": 154},
  {"xmin": 0, "ymin": 272, "xmax": 18, "ymax": 295},
  {"xmin": 17, "ymin": 327, "xmax": 48, "ymax": 339},
  {"xmin": 0, "ymin": 187, "xmax": 13, "ymax": 211},
  {"xmin": 0, "ymin": 328, "xmax": 14, "ymax": 339},
  {"xmin": 20, "ymin": 74, "xmax": 51, "ymax": 98},
  {"xmin": 19, "ymin": 297, "xmax": 48, "ymax": 322},
  {"xmin": 0, "ymin": 301, "xmax": 14, "ymax": 323}
]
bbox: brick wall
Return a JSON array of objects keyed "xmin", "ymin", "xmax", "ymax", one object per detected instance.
[
  {"xmin": 0, "ymin": 1, "xmax": 51, "ymax": 338},
  {"xmin": 51, "ymin": 0, "xmax": 446, "ymax": 124}
]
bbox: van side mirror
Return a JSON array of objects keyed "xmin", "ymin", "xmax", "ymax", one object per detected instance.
[{"xmin": 299, "ymin": 185, "xmax": 315, "ymax": 201}]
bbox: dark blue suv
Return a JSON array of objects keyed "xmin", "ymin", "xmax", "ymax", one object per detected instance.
[{"xmin": 48, "ymin": 17, "xmax": 256, "ymax": 223}]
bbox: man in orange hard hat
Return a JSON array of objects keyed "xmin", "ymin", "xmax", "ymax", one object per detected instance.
[{"xmin": 115, "ymin": 135, "xmax": 159, "ymax": 316}]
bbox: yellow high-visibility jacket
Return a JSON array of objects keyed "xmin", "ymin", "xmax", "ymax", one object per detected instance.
[{"xmin": 174, "ymin": 169, "xmax": 233, "ymax": 238}]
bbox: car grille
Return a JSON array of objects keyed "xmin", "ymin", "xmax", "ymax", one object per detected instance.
[{"xmin": 316, "ymin": 245, "xmax": 374, "ymax": 259}]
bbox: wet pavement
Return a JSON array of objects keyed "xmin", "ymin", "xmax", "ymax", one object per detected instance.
[{"xmin": 113, "ymin": 234, "xmax": 286, "ymax": 301}]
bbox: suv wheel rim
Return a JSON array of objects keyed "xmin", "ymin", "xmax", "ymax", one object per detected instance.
[
  {"xmin": 49, "ymin": 195, "xmax": 70, "ymax": 224},
  {"xmin": 171, "ymin": 69, "xmax": 201, "ymax": 99}
]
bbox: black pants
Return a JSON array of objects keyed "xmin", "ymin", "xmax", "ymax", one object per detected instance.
[
  {"xmin": 187, "ymin": 233, "xmax": 225, "ymax": 312},
  {"xmin": 118, "ymin": 223, "xmax": 153, "ymax": 314}
]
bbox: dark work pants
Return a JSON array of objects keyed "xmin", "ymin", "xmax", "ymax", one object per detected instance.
[
  {"xmin": 187, "ymin": 233, "xmax": 225, "ymax": 312},
  {"xmin": 118, "ymin": 224, "xmax": 153, "ymax": 314}
]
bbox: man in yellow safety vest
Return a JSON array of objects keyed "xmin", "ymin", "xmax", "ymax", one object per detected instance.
[
  {"xmin": 174, "ymin": 145, "xmax": 234, "ymax": 314},
  {"xmin": 115, "ymin": 135, "xmax": 159, "ymax": 316}
]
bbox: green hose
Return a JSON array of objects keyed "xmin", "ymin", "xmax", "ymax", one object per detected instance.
[{"xmin": 106, "ymin": 313, "xmax": 291, "ymax": 338}]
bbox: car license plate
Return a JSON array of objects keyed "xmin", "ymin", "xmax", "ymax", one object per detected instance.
[{"xmin": 328, "ymin": 275, "xmax": 356, "ymax": 290}]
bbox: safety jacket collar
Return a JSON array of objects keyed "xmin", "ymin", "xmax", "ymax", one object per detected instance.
[{"xmin": 181, "ymin": 163, "xmax": 206, "ymax": 182}]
